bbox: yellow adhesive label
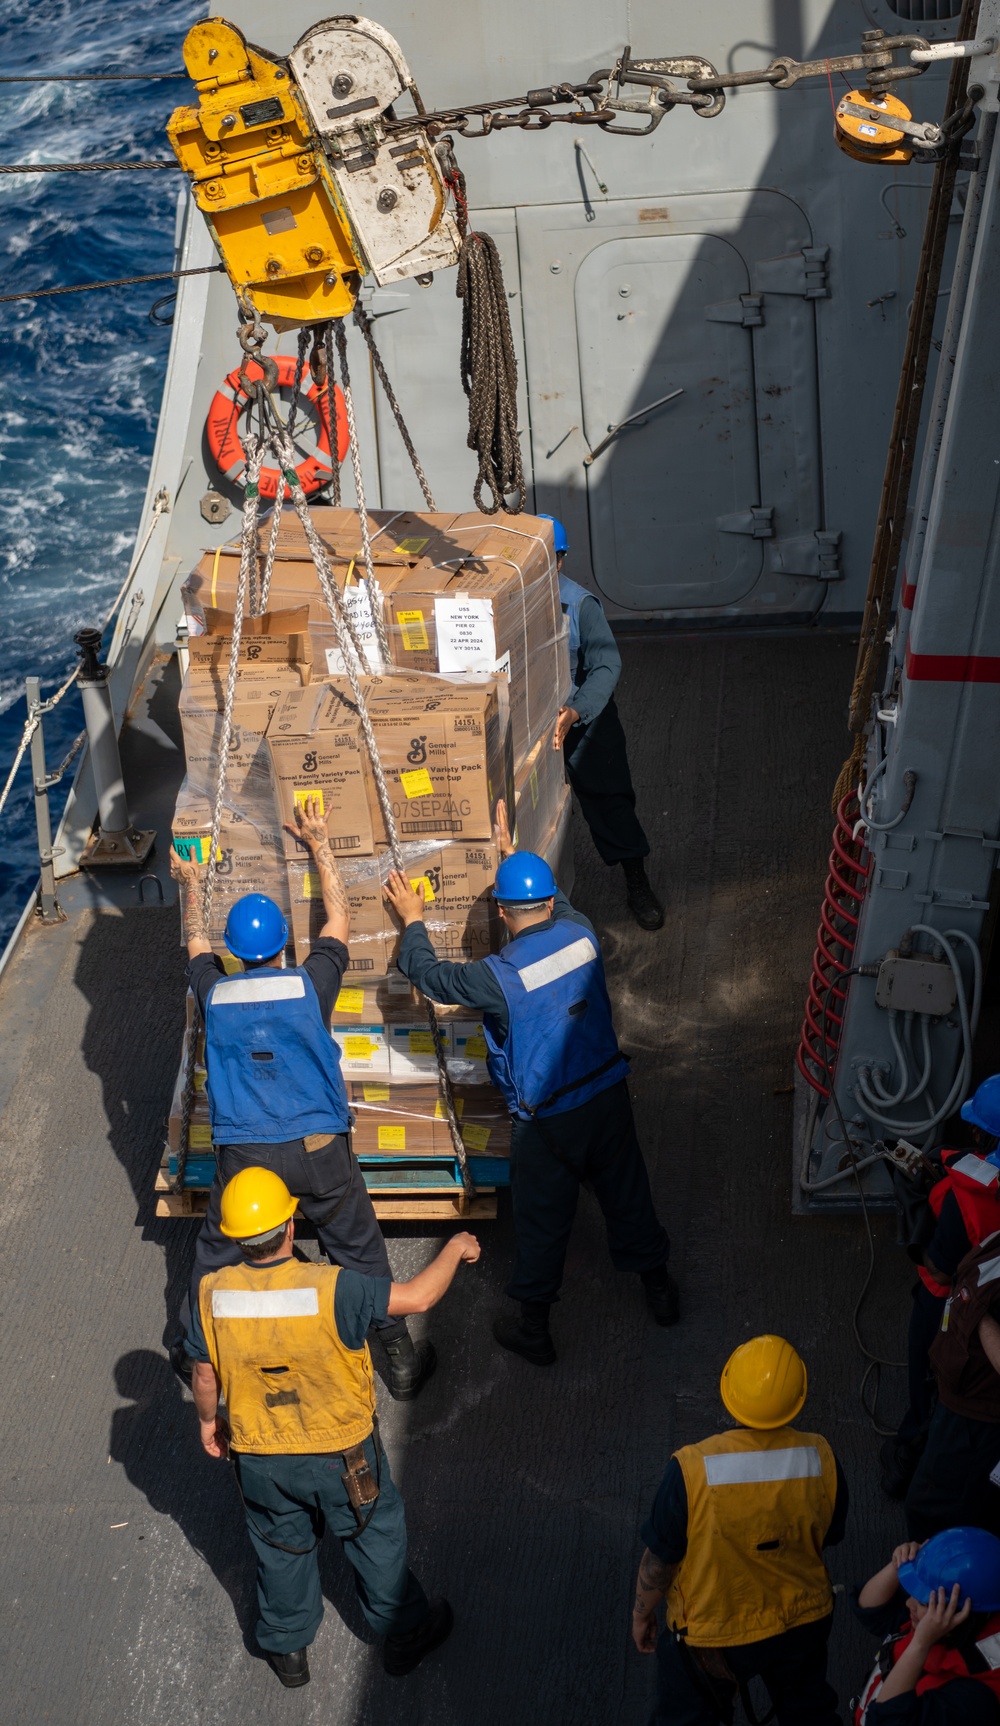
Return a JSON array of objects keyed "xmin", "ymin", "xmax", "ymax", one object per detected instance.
[
  {"xmin": 193, "ymin": 1067, "xmax": 207, "ymax": 1091},
  {"xmin": 395, "ymin": 537, "xmax": 429, "ymax": 555},
  {"xmin": 334, "ymin": 987, "xmax": 365, "ymax": 1015},
  {"xmin": 461, "ymin": 1031, "xmax": 488, "ymax": 1059},
  {"xmin": 378, "ymin": 1125, "xmax": 407, "ymax": 1150},
  {"xmin": 343, "ymin": 1036, "xmax": 376, "ymax": 1059},
  {"xmin": 189, "ymin": 1124, "xmax": 214, "ymax": 1149},
  {"xmin": 435, "ymin": 1097, "xmax": 465, "ymax": 1119},
  {"xmin": 400, "ymin": 767, "xmax": 433, "ymax": 799},
  {"xmin": 462, "ymin": 1123, "xmax": 491, "ymax": 1153},
  {"xmin": 294, "ymin": 788, "xmax": 325, "ymax": 815},
  {"xmin": 397, "ymin": 609, "xmax": 429, "ymax": 651},
  {"xmin": 530, "ymin": 766, "xmax": 539, "ymax": 810},
  {"xmin": 409, "ymin": 874, "xmax": 436, "ymax": 902},
  {"xmin": 172, "ymin": 835, "xmax": 220, "ymax": 865},
  {"xmin": 302, "ymin": 870, "xmax": 322, "ymax": 900},
  {"xmin": 220, "ymin": 952, "xmax": 243, "ymax": 975},
  {"xmin": 363, "ymin": 1084, "xmax": 390, "ymax": 1102},
  {"xmin": 408, "ymin": 1029, "xmax": 436, "ymax": 1055}
]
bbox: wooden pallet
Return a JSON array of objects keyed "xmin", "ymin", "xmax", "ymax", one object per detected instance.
[{"xmin": 153, "ymin": 1164, "xmax": 497, "ymax": 1221}]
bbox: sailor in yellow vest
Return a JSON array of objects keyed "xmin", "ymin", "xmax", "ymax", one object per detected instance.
[
  {"xmin": 631, "ymin": 1336, "xmax": 849, "ymax": 1725},
  {"xmin": 184, "ymin": 1166, "xmax": 481, "ymax": 1690}
]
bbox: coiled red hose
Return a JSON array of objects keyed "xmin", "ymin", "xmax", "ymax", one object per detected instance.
[{"xmin": 796, "ymin": 795, "xmax": 871, "ymax": 1097}]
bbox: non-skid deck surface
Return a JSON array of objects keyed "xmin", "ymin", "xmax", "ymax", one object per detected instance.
[{"xmin": 0, "ymin": 634, "xmax": 915, "ymax": 1726}]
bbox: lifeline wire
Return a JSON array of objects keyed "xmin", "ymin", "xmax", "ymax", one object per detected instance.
[{"xmin": 0, "ymin": 262, "xmax": 224, "ymax": 305}]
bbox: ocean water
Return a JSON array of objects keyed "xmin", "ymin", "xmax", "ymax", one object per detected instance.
[{"xmin": 0, "ymin": 0, "xmax": 202, "ymax": 945}]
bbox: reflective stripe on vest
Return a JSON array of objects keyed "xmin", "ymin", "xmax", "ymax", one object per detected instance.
[
  {"xmin": 666, "ymin": 1428, "xmax": 837, "ymax": 1649},
  {"xmin": 704, "ymin": 1447, "xmax": 823, "ymax": 1487},
  {"xmin": 481, "ymin": 919, "xmax": 628, "ymax": 1119},
  {"xmin": 200, "ymin": 1259, "xmax": 375, "ymax": 1455},
  {"xmin": 855, "ymin": 1611, "xmax": 1000, "ymax": 1723},
  {"xmin": 918, "ymin": 1148, "xmax": 1000, "ymax": 1294},
  {"xmin": 204, "ymin": 963, "xmax": 349, "ymax": 1145}
]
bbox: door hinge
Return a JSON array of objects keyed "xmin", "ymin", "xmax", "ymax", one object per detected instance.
[
  {"xmin": 704, "ymin": 293, "xmax": 764, "ymax": 328},
  {"xmin": 766, "ymin": 529, "xmax": 843, "ymax": 580},
  {"xmin": 755, "ymin": 246, "xmax": 830, "ymax": 300},
  {"xmin": 716, "ymin": 505, "xmax": 774, "ymax": 539}
]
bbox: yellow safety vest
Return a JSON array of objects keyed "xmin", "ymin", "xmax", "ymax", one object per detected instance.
[
  {"xmin": 665, "ymin": 1426, "xmax": 837, "ymax": 1648},
  {"xmin": 199, "ymin": 1257, "xmax": 376, "ymax": 1456}
]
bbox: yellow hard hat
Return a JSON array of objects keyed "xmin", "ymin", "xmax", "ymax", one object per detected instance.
[
  {"xmin": 219, "ymin": 1167, "xmax": 297, "ymax": 1240},
  {"xmin": 720, "ymin": 1335, "xmax": 807, "ymax": 1430}
]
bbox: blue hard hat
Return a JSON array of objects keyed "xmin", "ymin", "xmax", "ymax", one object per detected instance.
[
  {"xmin": 898, "ymin": 1527, "xmax": 1000, "ymax": 1612},
  {"xmin": 537, "ymin": 513, "xmax": 569, "ymax": 555},
  {"xmin": 494, "ymin": 851, "xmax": 557, "ymax": 904},
  {"xmin": 962, "ymin": 1074, "xmax": 1000, "ymax": 1138},
  {"xmin": 224, "ymin": 893, "xmax": 288, "ymax": 962}
]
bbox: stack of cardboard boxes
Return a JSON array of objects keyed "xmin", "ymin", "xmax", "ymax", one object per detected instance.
[{"xmin": 168, "ymin": 508, "xmax": 572, "ymax": 1188}]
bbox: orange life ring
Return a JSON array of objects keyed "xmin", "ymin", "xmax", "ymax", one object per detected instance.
[{"xmin": 205, "ymin": 354, "xmax": 349, "ymax": 500}]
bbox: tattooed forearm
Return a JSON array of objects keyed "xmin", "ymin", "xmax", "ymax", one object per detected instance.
[
  {"xmin": 183, "ymin": 877, "xmax": 208, "ymax": 941},
  {"xmin": 633, "ymin": 1549, "xmax": 677, "ymax": 1616},
  {"xmin": 312, "ymin": 837, "xmax": 350, "ymax": 920}
]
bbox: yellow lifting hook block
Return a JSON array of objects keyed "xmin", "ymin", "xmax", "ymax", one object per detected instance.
[
  {"xmin": 168, "ymin": 16, "xmax": 461, "ymax": 331},
  {"xmin": 168, "ymin": 18, "xmax": 363, "ymax": 327},
  {"xmin": 834, "ymin": 88, "xmax": 914, "ymax": 165}
]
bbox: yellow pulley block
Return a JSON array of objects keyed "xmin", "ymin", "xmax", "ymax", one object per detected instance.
[
  {"xmin": 834, "ymin": 88, "xmax": 914, "ymax": 165},
  {"xmin": 167, "ymin": 18, "xmax": 363, "ymax": 328}
]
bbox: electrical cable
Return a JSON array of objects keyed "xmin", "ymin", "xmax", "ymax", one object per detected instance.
[
  {"xmin": 856, "ymin": 928, "xmax": 979, "ymax": 1133},
  {"xmin": 802, "ymin": 964, "xmax": 907, "ymax": 1434}
]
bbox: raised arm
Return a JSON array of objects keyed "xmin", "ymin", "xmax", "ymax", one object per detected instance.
[
  {"xmin": 170, "ymin": 852, "xmax": 213, "ymax": 960},
  {"xmin": 284, "ymin": 794, "xmax": 350, "ymax": 945},
  {"xmin": 387, "ymin": 1232, "xmax": 481, "ymax": 1315}
]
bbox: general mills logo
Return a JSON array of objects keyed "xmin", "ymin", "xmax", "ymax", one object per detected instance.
[
  {"xmin": 302, "ymin": 750, "xmax": 318, "ymax": 772},
  {"xmin": 425, "ymin": 866, "xmax": 442, "ymax": 896},
  {"xmin": 406, "ymin": 735, "xmax": 427, "ymax": 764},
  {"xmin": 215, "ymin": 848, "xmax": 234, "ymax": 876},
  {"xmin": 230, "ymin": 727, "xmax": 242, "ymax": 752},
  {"xmin": 245, "ymin": 642, "xmax": 262, "ymax": 660}
]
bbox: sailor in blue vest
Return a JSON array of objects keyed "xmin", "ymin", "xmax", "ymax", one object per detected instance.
[
  {"xmin": 539, "ymin": 513, "xmax": 663, "ymax": 932},
  {"xmin": 168, "ymin": 796, "xmax": 435, "ymax": 1401},
  {"xmin": 383, "ymin": 808, "xmax": 677, "ymax": 1365}
]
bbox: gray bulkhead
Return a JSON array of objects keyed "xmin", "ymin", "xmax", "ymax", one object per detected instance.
[{"xmin": 55, "ymin": 0, "xmax": 960, "ymax": 869}]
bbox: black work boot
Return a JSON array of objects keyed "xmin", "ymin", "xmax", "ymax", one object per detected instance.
[
  {"xmin": 492, "ymin": 1301, "xmax": 556, "ymax": 1365},
  {"xmin": 268, "ymin": 1648, "xmax": 310, "ymax": 1688},
  {"xmin": 168, "ymin": 1336, "xmax": 193, "ymax": 1386},
  {"xmin": 640, "ymin": 1266, "xmax": 681, "ymax": 1327},
  {"xmin": 621, "ymin": 858, "xmax": 665, "ymax": 931},
  {"xmin": 382, "ymin": 1326, "xmax": 438, "ymax": 1401},
  {"xmin": 384, "ymin": 1598, "xmax": 454, "ymax": 1677}
]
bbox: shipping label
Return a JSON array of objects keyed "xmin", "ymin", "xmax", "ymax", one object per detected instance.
[
  {"xmin": 397, "ymin": 609, "xmax": 430, "ymax": 651},
  {"xmin": 434, "ymin": 595, "xmax": 497, "ymax": 675}
]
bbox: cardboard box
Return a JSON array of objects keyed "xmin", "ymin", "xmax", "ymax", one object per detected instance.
[
  {"xmin": 266, "ymin": 684, "xmax": 375, "ymax": 859},
  {"xmin": 449, "ymin": 1020, "xmax": 490, "ymax": 1085},
  {"xmin": 345, "ymin": 1081, "xmax": 511, "ymax": 1158},
  {"xmin": 387, "ymin": 1020, "xmax": 453, "ymax": 1080},
  {"xmin": 349, "ymin": 674, "xmax": 512, "ymax": 844},
  {"xmin": 332, "ymin": 1022, "xmax": 391, "ymax": 1078},
  {"xmin": 513, "ymin": 730, "xmax": 568, "ymax": 856},
  {"xmin": 172, "ymin": 781, "xmax": 290, "ymax": 949},
  {"xmin": 288, "ymin": 856, "xmax": 397, "ymax": 978}
]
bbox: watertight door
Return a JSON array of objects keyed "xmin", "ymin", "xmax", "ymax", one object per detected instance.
[{"xmin": 575, "ymin": 234, "xmax": 761, "ymax": 609}]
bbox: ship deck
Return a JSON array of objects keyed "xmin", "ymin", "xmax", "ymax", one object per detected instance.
[{"xmin": 0, "ymin": 631, "xmax": 914, "ymax": 1726}]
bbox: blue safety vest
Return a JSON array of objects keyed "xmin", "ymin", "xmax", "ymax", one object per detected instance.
[
  {"xmin": 204, "ymin": 966, "xmax": 350, "ymax": 1145},
  {"xmin": 559, "ymin": 573, "xmax": 598, "ymax": 692},
  {"xmin": 481, "ymin": 919, "xmax": 629, "ymax": 1120}
]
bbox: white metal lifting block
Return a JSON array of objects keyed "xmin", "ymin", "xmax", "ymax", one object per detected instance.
[{"xmin": 290, "ymin": 17, "xmax": 461, "ymax": 286}]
